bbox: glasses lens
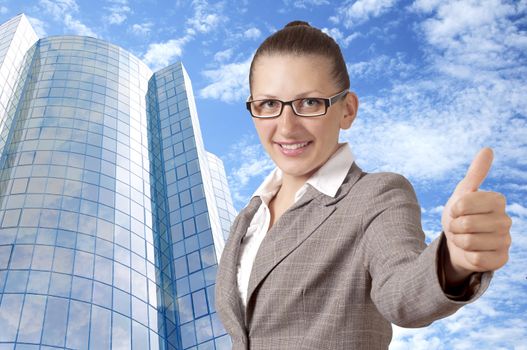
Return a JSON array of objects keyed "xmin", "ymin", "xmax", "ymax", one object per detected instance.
[
  {"xmin": 251, "ymin": 99, "xmax": 281, "ymax": 117},
  {"xmin": 293, "ymin": 98, "xmax": 326, "ymax": 116}
]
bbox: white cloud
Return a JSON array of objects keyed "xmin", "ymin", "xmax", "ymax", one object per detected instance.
[
  {"xmin": 340, "ymin": 1, "xmax": 526, "ymax": 184},
  {"xmin": 214, "ymin": 48, "xmax": 233, "ymax": 62},
  {"xmin": 105, "ymin": 0, "xmax": 131, "ymax": 25},
  {"xmin": 334, "ymin": 0, "xmax": 399, "ymax": 28},
  {"xmin": 0, "ymin": 6, "xmax": 7, "ymax": 14},
  {"xmin": 39, "ymin": 0, "xmax": 98, "ymax": 37},
  {"xmin": 322, "ymin": 27, "xmax": 344, "ymax": 41},
  {"xmin": 412, "ymin": 0, "xmax": 526, "ymax": 80},
  {"xmin": 142, "ymin": 0, "xmax": 226, "ymax": 70},
  {"xmin": 347, "ymin": 54, "xmax": 414, "ymax": 79},
  {"xmin": 143, "ymin": 36, "xmax": 190, "ymax": 71},
  {"xmin": 200, "ymin": 55, "xmax": 252, "ymax": 103},
  {"xmin": 186, "ymin": 0, "xmax": 224, "ymax": 34},
  {"xmin": 286, "ymin": 0, "xmax": 329, "ymax": 8},
  {"xmin": 130, "ymin": 22, "xmax": 153, "ymax": 36},
  {"xmin": 26, "ymin": 16, "xmax": 47, "ymax": 37},
  {"xmin": 428, "ymin": 205, "xmax": 444, "ymax": 214},
  {"xmin": 501, "ymin": 183, "xmax": 527, "ymax": 192},
  {"xmin": 322, "ymin": 27, "xmax": 359, "ymax": 48},
  {"xmin": 507, "ymin": 203, "xmax": 527, "ymax": 217},
  {"xmin": 243, "ymin": 27, "xmax": 261, "ymax": 40},
  {"xmin": 39, "ymin": 0, "xmax": 78, "ymax": 18},
  {"xmin": 342, "ymin": 76, "xmax": 525, "ymax": 182},
  {"xmin": 63, "ymin": 14, "xmax": 98, "ymax": 37}
]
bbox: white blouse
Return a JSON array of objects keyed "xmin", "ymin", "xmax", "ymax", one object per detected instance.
[{"xmin": 236, "ymin": 143, "xmax": 355, "ymax": 308}]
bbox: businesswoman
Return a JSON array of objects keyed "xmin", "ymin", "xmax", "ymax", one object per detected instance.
[{"xmin": 215, "ymin": 21, "xmax": 511, "ymax": 349}]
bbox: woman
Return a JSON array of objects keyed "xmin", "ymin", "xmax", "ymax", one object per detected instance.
[{"xmin": 215, "ymin": 21, "xmax": 511, "ymax": 349}]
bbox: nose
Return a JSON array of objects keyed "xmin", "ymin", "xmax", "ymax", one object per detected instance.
[{"xmin": 277, "ymin": 104, "xmax": 300, "ymax": 134}]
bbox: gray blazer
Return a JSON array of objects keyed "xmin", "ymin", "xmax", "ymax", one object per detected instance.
[{"xmin": 215, "ymin": 163, "xmax": 491, "ymax": 349}]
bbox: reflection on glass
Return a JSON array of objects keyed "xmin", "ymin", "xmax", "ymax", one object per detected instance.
[
  {"xmin": 177, "ymin": 294, "xmax": 193, "ymax": 324},
  {"xmin": 94, "ymin": 255, "xmax": 113, "ymax": 284},
  {"xmin": 112, "ymin": 312, "xmax": 131, "ymax": 350},
  {"xmin": 0, "ymin": 293, "xmax": 24, "ymax": 341},
  {"xmin": 42, "ymin": 297, "xmax": 68, "ymax": 346},
  {"xmin": 113, "ymin": 287, "xmax": 131, "ymax": 316},
  {"xmin": 49, "ymin": 272, "xmax": 72, "ymax": 297},
  {"xmin": 17, "ymin": 294, "xmax": 46, "ymax": 342},
  {"xmin": 74, "ymin": 250, "xmax": 94, "ymax": 279},
  {"xmin": 9, "ymin": 245, "xmax": 33, "ymax": 269},
  {"xmin": 113, "ymin": 261, "xmax": 130, "ymax": 292},
  {"xmin": 131, "ymin": 270, "xmax": 147, "ymax": 302},
  {"xmin": 131, "ymin": 296, "xmax": 148, "ymax": 327},
  {"xmin": 71, "ymin": 276, "xmax": 93, "ymax": 302},
  {"xmin": 53, "ymin": 247, "xmax": 74, "ymax": 274},
  {"xmin": 195, "ymin": 315, "xmax": 213, "ymax": 344},
  {"xmin": 192, "ymin": 289, "xmax": 208, "ymax": 318},
  {"xmin": 31, "ymin": 245, "xmax": 54, "ymax": 270},
  {"xmin": 4, "ymin": 270, "xmax": 29, "ymax": 293},
  {"xmin": 89, "ymin": 305, "xmax": 111, "ymax": 349},
  {"xmin": 215, "ymin": 334, "xmax": 233, "ymax": 350},
  {"xmin": 92, "ymin": 280, "xmax": 112, "ymax": 308},
  {"xmin": 66, "ymin": 300, "xmax": 90, "ymax": 350},
  {"xmin": 132, "ymin": 320, "xmax": 149, "ymax": 349},
  {"xmin": 27, "ymin": 270, "xmax": 51, "ymax": 293},
  {"xmin": 180, "ymin": 321, "xmax": 196, "ymax": 349}
]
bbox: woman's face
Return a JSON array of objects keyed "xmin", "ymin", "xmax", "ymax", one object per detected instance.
[{"xmin": 250, "ymin": 54, "xmax": 358, "ymax": 182}]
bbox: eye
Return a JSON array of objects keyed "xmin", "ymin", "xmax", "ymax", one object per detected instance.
[
  {"xmin": 258, "ymin": 100, "xmax": 279, "ymax": 109},
  {"xmin": 302, "ymin": 98, "xmax": 321, "ymax": 107}
]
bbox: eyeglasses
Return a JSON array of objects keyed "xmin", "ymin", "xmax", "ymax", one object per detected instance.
[{"xmin": 246, "ymin": 89, "xmax": 349, "ymax": 118}]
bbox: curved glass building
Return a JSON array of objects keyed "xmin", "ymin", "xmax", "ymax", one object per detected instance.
[{"xmin": 0, "ymin": 14, "xmax": 233, "ymax": 349}]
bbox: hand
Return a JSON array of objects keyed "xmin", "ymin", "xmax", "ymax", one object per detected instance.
[{"xmin": 441, "ymin": 148, "xmax": 512, "ymax": 285}]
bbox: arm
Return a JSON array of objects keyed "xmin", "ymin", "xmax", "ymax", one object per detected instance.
[{"xmin": 361, "ymin": 173, "xmax": 493, "ymax": 328}]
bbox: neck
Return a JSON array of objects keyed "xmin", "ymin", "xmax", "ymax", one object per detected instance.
[{"xmin": 280, "ymin": 173, "xmax": 310, "ymax": 199}]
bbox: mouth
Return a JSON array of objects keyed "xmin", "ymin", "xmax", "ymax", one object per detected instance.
[
  {"xmin": 278, "ymin": 141, "xmax": 311, "ymax": 150},
  {"xmin": 274, "ymin": 141, "xmax": 312, "ymax": 156}
]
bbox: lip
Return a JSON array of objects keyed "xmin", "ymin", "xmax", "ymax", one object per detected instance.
[{"xmin": 274, "ymin": 140, "xmax": 312, "ymax": 156}]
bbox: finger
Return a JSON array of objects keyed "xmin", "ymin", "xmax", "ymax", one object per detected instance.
[
  {"xmin": 448, "ymin": 212, "xmax": 512, "ymax": 234},
  {"xmin": 450, "ymin": 232, "xmax": 512, "ymax": 252},
  {"xmin": 454, "ymin": 147, "xmax": 494, "ymax": 194},
  {"xmin": 461, "ymin": 249, "xmax": 509, "ymax": 272},
  {"xmin": 450, "ymin": 191, "xmax": 507, "ymax": 217}
]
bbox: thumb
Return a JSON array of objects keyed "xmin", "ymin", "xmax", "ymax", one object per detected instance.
[{"xmin": 454, "ymin": 147, "xmax": 494, "ymax": 195}]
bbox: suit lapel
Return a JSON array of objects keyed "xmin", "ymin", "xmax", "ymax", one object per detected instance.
[{"xmin": 245, "ymin": 163, "xmax": 364, "ymax": 321}]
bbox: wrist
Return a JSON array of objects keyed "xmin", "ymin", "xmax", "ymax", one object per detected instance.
[{"xmin": 439, "ymin": 235, "xmax": 473, "ymax": 295}]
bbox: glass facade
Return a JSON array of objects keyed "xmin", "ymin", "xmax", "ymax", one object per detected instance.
[
  {"xmin": 206, "ymin": 152, "xmax": 237, "ymax": 242},
  {"xmin": 0, "ymin": 14, "xmax": 232, "ymax": 350}
]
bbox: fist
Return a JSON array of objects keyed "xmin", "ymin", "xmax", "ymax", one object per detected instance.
[{"xmin": 441, "ymin": 148, "xmax": 512, "ymax": 284}]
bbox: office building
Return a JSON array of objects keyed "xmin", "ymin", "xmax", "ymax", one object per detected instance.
[{"xmin": 0, "ymin": 14, "xmax": 233, "ymax": 350}]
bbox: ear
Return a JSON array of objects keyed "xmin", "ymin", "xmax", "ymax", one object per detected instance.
[{"xmin": 339, "ymin": 92, "xmax": 358, "ymax": 130}]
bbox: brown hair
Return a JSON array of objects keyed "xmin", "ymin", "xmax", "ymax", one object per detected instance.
[{"xmin": 249, "ymin": 20, "xmax": 350, "ymax": 92}]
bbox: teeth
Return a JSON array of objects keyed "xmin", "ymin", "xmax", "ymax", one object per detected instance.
[{"xmin": 280, "ymin": 142, "xmax": 309, "ymax": 150}]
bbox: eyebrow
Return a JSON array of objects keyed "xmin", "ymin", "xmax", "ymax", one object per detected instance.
[{"xmin": 252, "ymin": 90, "xmax": 326, "ymax": 100}]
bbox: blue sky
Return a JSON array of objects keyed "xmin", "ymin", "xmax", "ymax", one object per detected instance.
[{"xmin": 1, "ymin": 0, "xmax": 526, "ymax": 348}]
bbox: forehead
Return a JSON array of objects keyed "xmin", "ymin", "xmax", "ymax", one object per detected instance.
[{"xmin": 251, "ymin": 54, "xmax": 336, "ymax": 97}]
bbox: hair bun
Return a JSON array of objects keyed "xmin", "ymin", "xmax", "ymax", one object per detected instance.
[{"xmin": 284, "ymin": 20, "xmax": 310, "ymax": 28}]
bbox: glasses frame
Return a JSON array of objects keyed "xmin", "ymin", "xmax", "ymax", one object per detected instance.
[{"xmin": 246, "ymin": 89, "xmax": 349, "ymax": 119}]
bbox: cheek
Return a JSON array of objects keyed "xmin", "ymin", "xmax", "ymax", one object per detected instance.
[
  {"xmin": 253, "ymin": 120, "xmax": 274, "ymax": 143},
  {"xmin": 309, "ymin": 120, "xmax": 340, "ymax": 143}
]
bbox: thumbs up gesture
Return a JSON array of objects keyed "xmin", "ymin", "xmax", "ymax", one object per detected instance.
[{"xmin": 441, "ymin": 148, "xmax": 512, "ymax": 286}]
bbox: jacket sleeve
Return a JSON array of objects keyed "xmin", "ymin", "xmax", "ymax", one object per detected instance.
[{"xmin": 360, "ymin": 172, "xmax": 492, "ymax": 328}]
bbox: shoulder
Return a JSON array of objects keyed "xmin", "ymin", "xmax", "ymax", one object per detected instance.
[
  {"xmin": 334, "ymin": 169, "xmax": 420, "ymax": 221},
  {"xmin": 350, "ymin": 170, "xmax": 416, "ymax": 200}
]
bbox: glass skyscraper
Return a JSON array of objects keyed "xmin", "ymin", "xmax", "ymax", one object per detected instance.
[{"xmin": 0, "ymin": 14, "xmax": 234, "ymax": 350}]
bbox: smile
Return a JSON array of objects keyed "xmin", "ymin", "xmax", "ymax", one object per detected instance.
[{"xmin": 279, "ymin": 141, "xmax": 310, "ymax": 150}]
